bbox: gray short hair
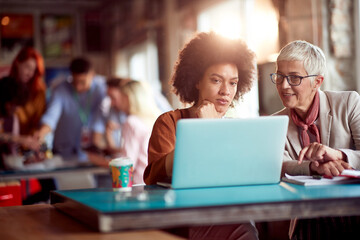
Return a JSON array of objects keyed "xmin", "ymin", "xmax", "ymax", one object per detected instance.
[{"xmin": 277, "ymin": 40, "xmax": 326, "ymax": 76}]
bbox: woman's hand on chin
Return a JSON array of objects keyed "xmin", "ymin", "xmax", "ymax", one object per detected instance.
[{"xmin": 195, "ymin": 100, "xmax": 222, "ymax": 119}]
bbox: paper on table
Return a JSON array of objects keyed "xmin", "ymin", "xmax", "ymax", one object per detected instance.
[
  {"xmin": 340, "ymin": 169, "xmax": 360, "ymax": 178},
  {"xmin": 282, "ymin": 173, "xmax": 360, "ymax": 186}
]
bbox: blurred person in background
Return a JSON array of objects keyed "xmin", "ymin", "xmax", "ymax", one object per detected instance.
[
  {"xmin": 0, "ymin": 77, "xmax": 41, "ymax": 167},
  {"xmin": 87, "ymin": 79, "xmax": 161, "ymax": 185},
  {"xmin": 0, "ymin": 46, "xmax": 52, "ymax": 204},
  {"xmin": 36, "ymin": 57, "xmax": 107, "ymax": 162},
  {"xmin": 7, "ymin": 47, "xmax": 46, "ymax": 136}
]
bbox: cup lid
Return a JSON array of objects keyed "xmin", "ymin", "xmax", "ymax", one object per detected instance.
[{"xmin": 109, "ymin": 157, "xmax": 133, "ymax": 166}]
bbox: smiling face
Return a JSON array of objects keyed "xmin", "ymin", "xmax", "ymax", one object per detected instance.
[
  {"xmin": 276, "ymin": 60, "xmax": 323, "ymax": 117},
  {"xmin": 16, "ymin": 58, "xmax": 37, "ymax": 84},
  {"xmin": 195, "ymin": 63, "xmax": 238, "ymax": 116}
]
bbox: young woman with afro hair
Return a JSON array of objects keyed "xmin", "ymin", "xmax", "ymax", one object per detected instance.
[{"xmin": 144, "ymin": 32, "xmax": 258, "ymax": 239}]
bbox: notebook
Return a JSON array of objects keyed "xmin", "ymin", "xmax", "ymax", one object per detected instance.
[
  {"xmin": 158, "ymin": 115, "xmax": 289, "ymax": 189},
  {"xmin": 282, "ymin": 173, "xmax": 360, "ymax": 186}
]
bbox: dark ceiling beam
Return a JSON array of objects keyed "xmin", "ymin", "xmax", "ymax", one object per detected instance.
[{"xmin": 0, "ymin": 0, "xmax": 103, "ymax": 10}]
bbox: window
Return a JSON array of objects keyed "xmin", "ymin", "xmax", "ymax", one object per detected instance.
[
  {"xmin": 115, "ymin": 37, "xmax": 162, "ymax": 93},
  {"xmin": 197, "ymin": 0, "xmax": 279, "ymax": 117}
]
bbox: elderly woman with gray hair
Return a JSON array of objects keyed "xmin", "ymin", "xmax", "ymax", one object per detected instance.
[{"xmin": 272, "ymin": 40, "xmax": 360, "ymax": 239}]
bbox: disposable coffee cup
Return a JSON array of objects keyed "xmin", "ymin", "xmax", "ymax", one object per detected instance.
[{"xmin": 109, "ymin": 157, "xmax": 133, "ymax": 191}]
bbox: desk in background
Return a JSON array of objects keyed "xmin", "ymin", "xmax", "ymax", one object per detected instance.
[
  {"xmin": 0, "ymin": 204, "xmax": 184, "ymax": 240},
  {"xmin": 51, "ymin": 182, "xmax": 360, "ymax": 232},
  {"xmin": 0, "ymin": 161, "xmax": 110, "ymax": 190}
]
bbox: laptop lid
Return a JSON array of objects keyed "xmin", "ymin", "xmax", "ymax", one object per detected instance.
[{"xmin": 170, "ymin": 115, "xmax": 289, "ymax": 189}]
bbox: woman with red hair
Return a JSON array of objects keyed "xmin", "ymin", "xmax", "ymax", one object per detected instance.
[
  {"xmin": 8, "ymin": 46, "xmax": 46, "ymax": 135},
  {"xmin": 0, "ymin": 46, "xmax": 50, "ymax": 204}
]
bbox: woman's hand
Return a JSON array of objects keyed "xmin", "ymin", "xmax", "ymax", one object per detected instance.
[
  {"xmin": 19, "ymin": 135, "xmax": 41, "ymax": 151},
  {"xmin": 310, "ymin": 160, "xmax": 352, "ymax": 176},
  {"xmin": 105, "ymin": 120, "xmax": 121, "ymax": 149},
  {"xmin": 106, "ymin": 120, "xmax": 120, "ymax": 134},
  {"xmin": 298, "ymin": 142, "xmax": 347, "ymax": 166},
  {"xmin": 195, "ymin": 100, "xmax": 222, "ymax": 118}
]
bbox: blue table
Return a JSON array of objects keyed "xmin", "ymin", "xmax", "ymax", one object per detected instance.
[{"xmin": 50, "ymin": 182, "xmax": 360, "ymax": 232}]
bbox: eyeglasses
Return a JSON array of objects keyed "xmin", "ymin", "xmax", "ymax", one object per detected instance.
[{"xmin": 270, "ymin": 73, "xmax": 318, "ymax": 86}]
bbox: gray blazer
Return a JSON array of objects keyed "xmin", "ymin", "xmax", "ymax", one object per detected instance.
[{"xmin": 274, "ymin": 90, "xmax": 360, "ymax": 176}]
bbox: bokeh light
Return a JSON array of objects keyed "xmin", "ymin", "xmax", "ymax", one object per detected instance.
[{"xmin": 1, "ymin": 16, "xmax": 10, "ymax": 26}]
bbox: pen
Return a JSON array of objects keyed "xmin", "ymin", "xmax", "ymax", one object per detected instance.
[
  {"xmin": 312, "ymin": 175, "xmax": 334, "ymax": 180},
  {"xmin": 323, "ymin": 175, "xmax": 333, "ymax": 179}
]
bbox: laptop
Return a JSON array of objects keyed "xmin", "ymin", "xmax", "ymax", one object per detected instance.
[{"xmin": 158, "ymin": 115, "xmax": 289, "ymax": 189}]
